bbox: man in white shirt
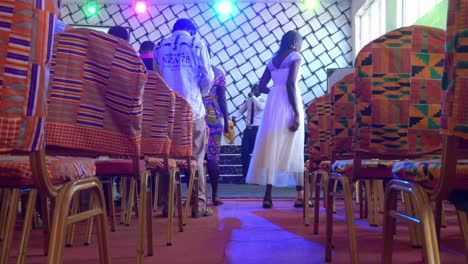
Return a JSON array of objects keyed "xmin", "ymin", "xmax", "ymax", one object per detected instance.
[
  {"xmin": 231, "ymin": 83, "xmax": 267, "ymax": 183},
  {"xmin": 154, "ymin": 18, "xmax": 214, "ymax": 217}
]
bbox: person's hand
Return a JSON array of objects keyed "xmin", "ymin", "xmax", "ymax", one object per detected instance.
[
  {"xmin": 289, "ymin": 113, "xmax": 299, "ymax": 132},
  {"xmin": 248, "ymin": 92, "xmax": 253, "ymax": 97}
]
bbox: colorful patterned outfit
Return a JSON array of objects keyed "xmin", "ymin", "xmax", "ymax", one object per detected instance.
[{"xmin": 203, "ymin": 70, "xmax": 226, "ymax": 161}]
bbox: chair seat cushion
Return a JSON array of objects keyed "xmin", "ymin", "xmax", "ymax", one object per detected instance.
[
  {"xmin": 319, "ymin": 160, "xmax": 331, "ymax": 170},
  {"xmin": 146, "ymin": 157, "xmax": 176, "ymax": 170},
  {"xmin": 332, "ymin": 159, "xmax": 396, "ymax": 178},
  {"xmin": 95, "ymin": 158, "xmax": 146, "ymax": 176},
  {"xmin": 305, "ymin": 160, "xmax": 330, "ymax": 171},
  {"xmin": 145, "ymin": 157, "xmax": 198, "ymax": 172},
  {"xmin": 0, "ymin": 155, "xmax": 96, "ymax": 186},
  {"xmin": 305, "ymin": 160, "xmax": 318, "ymax": 170},
  {"xmin": 392, "ymin": 159, "xmax": 468, "ymax": 189}
]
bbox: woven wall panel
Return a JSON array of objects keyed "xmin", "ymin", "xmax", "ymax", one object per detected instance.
[{"xmin": 61, "ymin": 1, "xmax": 352, "ymax": 143}]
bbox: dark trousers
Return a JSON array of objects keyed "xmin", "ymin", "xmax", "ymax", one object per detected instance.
[{"xmin": 241, "ymin": 126, "xmax": 259, "ymax": 180}]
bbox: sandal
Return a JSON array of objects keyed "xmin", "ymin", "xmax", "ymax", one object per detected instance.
[
  {"xmin": 294, "ymin": 199, "xmax": 313, "ymax": 208},
  {"xmin": 262, "ymin": 198, "xmax": 273, "ymax": 209},
  {"xmin": 212, "ymin": 197, "xmax": 224, "ymax": 206}
]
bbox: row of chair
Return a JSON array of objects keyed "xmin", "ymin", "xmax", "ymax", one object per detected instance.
[
  {"xmin": 303, "ymin": 1, "xmax": 468, "ymax": 263},
  {"xmin": 0, "ymin": 2, "xmax": 199, "ymax": 263}
]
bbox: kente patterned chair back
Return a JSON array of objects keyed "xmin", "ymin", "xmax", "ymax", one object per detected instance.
[
  {"xmin": 0, "ymin": 0, "xmax": 56, "ymax": 153},
  {"xmin": 171, "ymin": 93, "xmax": 193, "ymax": 158},
  {"xmin": 141, "ymin": 71, "xmax": 175, "ymax": 157},
  {"xmin": 47, "ymin": 28, "xmax": 146, "ymax": 156},
  {"xmin": 354, "ymin": 26, "xmax": 446, "ymax": 163},
  {"xmin": 438, "ymin": 0, "xmax": 468, "ymax": 197},
  {"xmin": 331, "ymin": 73, "xmax": 355, "ymax": 160},
  {"xmin": 306, "ymin": 93, "xmax": 332, "ymax": 170}
]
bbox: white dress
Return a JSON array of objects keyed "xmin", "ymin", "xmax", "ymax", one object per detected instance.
[{"xmin": 246, "ymin": 52, "xmax": 305, "ymax": 187}]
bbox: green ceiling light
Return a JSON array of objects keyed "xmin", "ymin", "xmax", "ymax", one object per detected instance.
[
  {"xmin": 304, "ymin": 0, "xmax": 317, "ymax": 9},
  {"xmin": 85, "ymin": 1, "xmax": 98, "ymax": 17}
]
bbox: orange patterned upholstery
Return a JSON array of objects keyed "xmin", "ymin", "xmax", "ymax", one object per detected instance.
[
  {"xmin": 333, "ymin": 159, "xmax": 396, "ymax": 173},
  {"xmin": 331, "ymin": 73, "xmax": 354, "ymax": 155},
  {"xmin": 47, "ymin": 28, "xmax": 146, "ymax": 155},
  {"xmin": 171, "ymin": 93, "xmax": 194, "ymax": 158},
  {"xmin": 441, "ymin": 0, "xmax": 468, "ymax": 139},
  {"xmin": 141, "ymin": 71, "xmax": 175, "ymax": 156},
  {"xmin": 0, "ymin": 3, "xmax": 112, "ymax": 264},
  {"xmin": 0, "ymin": 0, "xmax": 55, "ymax": 152},
  {"xmin": 354, "ymin": 26, "xmax": 445, "ymax": 157},
  {"xmin": 0, "ymin": 155, "xmax": 95, "ymax": 186},
  {"xmin": 305, "ymin": 94, "xmax": 332, "ymax": 169}
]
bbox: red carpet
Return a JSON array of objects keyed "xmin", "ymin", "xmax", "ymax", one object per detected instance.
[{"xmin": 4, "ymin": 199, "xmax": 467, "ymax": 263}]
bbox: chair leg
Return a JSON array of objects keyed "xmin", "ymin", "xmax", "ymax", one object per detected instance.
[
  {"xmin": 145, "ymin": 172, "xmax": 154, "ymax": 257},
  {"xmin": 365, "ymin": 180, "xmax": 378, "ymax": 226},
  {"xmin": 440, "ymin": 202, "xmax": 447, "ymax": 228},
  {"xmin": 313, "ymin": 171, "xmax": 321, "ymax": 234},
  {"xmin": 94, "ymin": 189, "xmax": 111, "ymax": 264},
  {"xmin": 341, "ymin": 177, "xmax": 359, "ymax": 264},
  {"xmin": 39, "ymin": 195, "xmax": 50, "ymax": 256},
  {"xmin": 175, "ymin": 171, "xmax": 184, "ymax": 232},
  {"xmin": 65, "ymin": 193, "xmax": 80, "ymax": 247},
  {"xmin": 360, "ymin": 180, "xmax": 367, "ymax": 219},
  {"xmin": 84, "ymin": 193, "xmax": 95, "ymax": 246},
  {"xmin": 126, "ymin": 178, "xmax": 136, "ymax": 226},
  {"xmin": 1, "ymin": 189, "xmax": 20, "ymax": 264},
  {"xmin": 203, "ymin": 164, "xmax": 208, "ymax": 206},
  {"xmin": 167, "ymin": 169, "xmax": 175, "ymax": 246},
  {"xmin": 403, "ymin": 192, "xmax": 422, "ymax": 248},
  {"xmin": 137, "ymin": 171, "xmax": 150, "ymax": 263},
  {"xmin": 48, "ymin": 179, "xmax": 111, "ymax": 264},
  {"xmin": 183, "ymin": 168, "xmax": 195, "ymax": 225},
  {"xmin": 382, "ymin": 182, "xmax": 398, "ymax": 264},
  {"xmin": 16, "ymin": 189, "xmax": 38, "ymax": 264},
  {"xmin": 153, "ymin": 172, "xmax": 159, "ymax": 212},
  {"xmin": 354, "ymin": 181, "xmax": 360, "ymax": 204},
  {"xmin": 322, "ymin": 171, "xmax": 328, "ymax": 209},
  {"xmin": 414, "ymin": 190, "xmax": 440, "ymax": 264},
  {"xmin": 457, "ymin": 210, "xmax": 468, "ymax": 264},
  {"xmin": 325, "ymin": 176, "xmax": 335, "ymax": 262},
  {"xmin": 376, "ymin": 180, "xmax": 385, "ymax": 213},
  {"xmin": 106, "ymin": 178, "xmax": 116, "ymax": 232},
  {"xmin": 120, "ymin": 177, "xmax": 127, "ymax": 225},
  {"xmin": 0, "ymin": 189, "xmax": 11, "ymax": 241},
  {"xmin": 332, "ymin": 180, "xmax": 337, "ymax": 213},
  {"xmin": 303, "ymin": 168, "xmax": 310, "ymax": 227}
]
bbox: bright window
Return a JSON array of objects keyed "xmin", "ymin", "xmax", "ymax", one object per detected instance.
[
  {"xmin": 397, "ymin": 0, "xmax": 443, "ymax": 27},
  {"xmin": 355, "ymin": 0, "xmax": 386, "ymax": 54}
]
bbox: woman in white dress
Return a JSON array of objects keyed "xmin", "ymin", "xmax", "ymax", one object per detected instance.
[{"xmin": 246, "ymin": 30, "xmax": 306, "ymax": 208}]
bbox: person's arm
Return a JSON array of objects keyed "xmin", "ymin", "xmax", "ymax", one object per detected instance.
[
  {"xmin": 198, "ymin": 40, "xmax": 214, "ymax": 96},
  {"xmin": 231, "ymin": 101, "xmax": 247, "ymax": 125},
  {"xmin": 258, "ymin": 66, "xmax": 272, "ymax": 94},
  {"xmin": 215, "ymin": 75, "xmax": 229, "ymax": 134},
  {"xmin": 286, "ymin": 56, "xmax": 301, "ymax": 132}
]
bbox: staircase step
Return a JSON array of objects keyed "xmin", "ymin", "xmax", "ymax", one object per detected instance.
[
  {"xmin": 220, "ymin": 154, "xmax": 241, "ymax": 164},
  {"xmin": 220, "ymin": 165, "xmax": 242, "ymax": 175}
]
